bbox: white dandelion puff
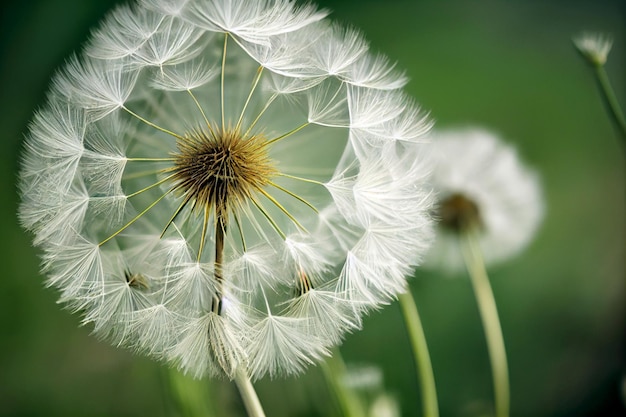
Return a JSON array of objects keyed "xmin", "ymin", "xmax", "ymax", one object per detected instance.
[
  {"xmin": 424, "ymin": 127, "xmax": 544, "ymax": 271},
  {"xmin": 19, "ymin": 0, "xmax": 434, "ymax": 394},
  {"xmin": 572, "ymin": 32, "xmax": 613, "ymax": 66}
]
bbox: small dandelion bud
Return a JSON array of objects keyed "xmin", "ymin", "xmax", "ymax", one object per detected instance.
[
  {"xmin": 424, "ymin": 128, "xmax": 544, "ymax": 272},
  {"xmin": 573, "ymin": 32, "xmax": 613, "ymax": 67},
  {"xmin": 19, "ymin": 0, "xmax": 434, "ymax": 381}
]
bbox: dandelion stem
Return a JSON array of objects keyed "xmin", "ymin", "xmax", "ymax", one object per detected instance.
[
  {"xmin": 212, "ymin": 213, "xmax": 226, "ymax": 314},
  {"xmin": 245, "ymin": 93, "xmax": 277, "ymax": 137},
  {"xmin": 398, "ymin": 290, "xmax": 439, "ymax": 417},
  {"xmin": 460, "ymin": 226, "xmax": 509, "ymax": 417},
  {"xmin": 122, "ymin": 106, "xmax": 184, "ymax": 140},
  {"xmin": 320, "ymin": 347, "xmax": 365, "ymax": 417},
  {"xmin": 221, "ymin": 33, "xmax": 229, "ymax": 130},
  {"xmin": 234, "ymin": 368, "xmax": 267, "ymax": 417},
  {"xmin": 100, "ymin": 188, "xmax": 174, "ymax": 246},
  {"xmin": 265, "ymin": 122, "xmax": 310, "ymax": 146},
  {"xmin": 237, "ymin": 66, "xmax": 265, "ymax": 132},
  {"xmin": 591, "ymin": 64, "xmax": 626, "ymax": 146}
]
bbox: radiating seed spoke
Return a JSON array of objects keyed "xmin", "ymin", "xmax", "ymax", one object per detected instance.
[
  {"xmin": 258, "ymin": 188, "xmax": 307, "ymax": 233},
  {"xmin": 197, "ymin": 204, "xmax": 211, "ymax": 262},
  {"xmin": 221, "ymin": 32, "xmax": 229, "ymax": 130},
  {"xmin": 250, "ymin": 197, "xmax": 286, "ymax": 240},
  {"xmin": 99, "ymin": 188, "xmax": 175, "ymax": 246},
  {"xmin": 122, "ymin": 106, "xmax": 184, "ymax": 140},
  {"xmin": 233, "ymin": 211, "xmax": 247, "ymax": 252},
  {"xmin": 187, "ymin": 89, "xmax": 217, "ymax": 139},
  {"xmin": 126, "ymin": 172, "xmax": 177, "ymax": 199},
  {"xmin": 236, "ymin": 66, "xmax": 265, "ymax": 132},
  {"xmin": 160, "ymin": 193, "xmax": 194, "ymax": 238},
  {"xmin": 265, "ymin": 122, "xmax": 310, "ymax": 147},
  {"xmin": 126, "ymin": 157, "xmax": 175, "ymax": 162},
  {"xmin": 244, "ymin": 93, "xmax": 277, "ymax": 137},
  {"xmin": 269, "ymin": 181, "xmax": 318, "ymax": 213},
  {"xmin": 122, "ymin": 169, "xmax": 166, "ymax": 181},
  {"xmin": 277, "ymin": 172, "xmax": 325, "ymax": 186}
]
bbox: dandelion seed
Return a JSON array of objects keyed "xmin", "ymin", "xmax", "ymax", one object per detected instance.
[{"xmin": 19, "ymin": 0, "xmax": 433, "ymax": 399}]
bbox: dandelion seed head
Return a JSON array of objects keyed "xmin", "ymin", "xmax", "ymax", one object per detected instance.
[
  {"xmin": 573, "ymin": 32, "xmax": 613, "ymax": 66},
  {"xmin": 424, "ymin": 128, "xmax": 544, "ymax": 272},
  {"xmin": 172, "ymin": 127, "xmax": 276, "ymax": 220},
  {"xmin": 20, "ymin": 0, "xmax": 434, "ymax": 379}
]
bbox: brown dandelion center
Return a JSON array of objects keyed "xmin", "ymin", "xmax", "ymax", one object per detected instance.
[
  {"xmin": 172, "ymin": 127, "xmax": 276, "ymax": 219},
  {"xmin": 438, "ymin": 192, "xmax": 482, "ymax": 232}
]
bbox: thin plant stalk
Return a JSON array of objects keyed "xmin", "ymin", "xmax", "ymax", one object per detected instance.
[
  {"xmin": 592, "ymin": 64, "xmax": 626, "ymax": 146},
  {"xmin": 320, "ymin": 347, "xmax": 366, "ymax": 417},
  {"xmin": 234, "ymin": 368, "xmax": 267, "ymax": 417},
  {"xmin": 460, "ymin": 227, "xmax": 509, "ymax": 417},
  {"xmin": 398, "ymin": 290, "xmax": 439, "ymax": 417}
]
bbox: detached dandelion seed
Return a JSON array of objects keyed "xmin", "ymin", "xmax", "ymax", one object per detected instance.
[{"xmin": 19, "ymin": 0, "xmax": 434, "ymax": 415}]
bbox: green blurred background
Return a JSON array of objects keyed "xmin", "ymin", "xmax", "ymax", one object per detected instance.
[{"xmin": 0, "ymin": 0, "xmax": 624, "ymax": 416}]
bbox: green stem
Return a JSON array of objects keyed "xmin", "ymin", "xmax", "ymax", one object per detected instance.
[
  {"xmin": 321, "ymin": 347, "xmax": 366, "ymax": 417},
  {"xmin": 592, "ymin": 64, "xmax": 626, "ymax": 146},
  {"xmin": 460, "ymin": 228, "xmax": 509, "ymax": 417},
  {"xmin": 398, "ymin": 290, "xmax": 439, "ymax": 417},
  {"xmin": 234, "ymin": 368, "xmax": 267, "ymax": 417}
]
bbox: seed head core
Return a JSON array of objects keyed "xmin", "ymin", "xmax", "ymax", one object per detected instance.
[
  {"xmin": 438, "ymin": 192, "xmax": 481, "ymax": 232},
  {"xmin": 172, "ymin": 127, "xmax": 276, "ymax": 220}
]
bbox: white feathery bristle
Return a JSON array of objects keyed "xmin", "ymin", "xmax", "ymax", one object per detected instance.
[
  {"xmin": 306, "ymin": 79, "xmax": 349, "ymax": 126},
  {"xmin": 87, "ymin": 4, "xmax": 165, "ymax": 60},
  {"xmin": 170, "ymin": 312, "xmax": 246, "ymax": 379},
  {"xmin": 183, "ymin": 0, "xmax": 328, "ymax": 46},
  {"xmin": 52, "ymin": 55, "xmax": 139, "ymax": 120},
  {"xmin": 311, "ymin": 24, "xmax": 369, "ymax": 76},
  {"xmin": 150, "ymin": 57, "xmax": 219, "ymax": 90},
  {"xmin": 344, "ymin": 52, "xmax": 408, "ymax": 90},
  {"xmin": 131, "ymin": 15, "xmax": 206, "ymax": 67},
  {"xmin": 247, "ymin": 314, "xmax": 328, "ymax": 380}
]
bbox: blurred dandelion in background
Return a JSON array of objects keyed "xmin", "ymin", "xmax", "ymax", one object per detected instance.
[
  {"xmin": 573, "ymin": 32, "xmax": 613, "ymax": 67},
  {"xmin": 341, "ymin": 363, "xmax": 401, "ymax": 417},
  {"xmin": 573, "ymin": 31, "xmax": 626, "ymax": 146},
  {"xmin": 425, "ymin": 128, "xmax": 544, "ymax": 272},
  {"xmin": 17, "ymin": 0, "xmax": 434, "ymax": 414},
  {"xmin": 423, "ymin": 127, "xmax": 544, "ymax": 417}
]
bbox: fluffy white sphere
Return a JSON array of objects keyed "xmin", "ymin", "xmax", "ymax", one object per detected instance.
[
  {"xmin": 424, "ymin": 128, "xmax": 544, "ymax": 272},
  {"xmin": 19, "ymin": 0, "xmax": 434, "ymax": 379}
]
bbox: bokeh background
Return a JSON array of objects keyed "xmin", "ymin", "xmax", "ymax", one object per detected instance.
[{"xmin": 0, "ymin": 0, "xmax": 624, "ymax": 416}]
